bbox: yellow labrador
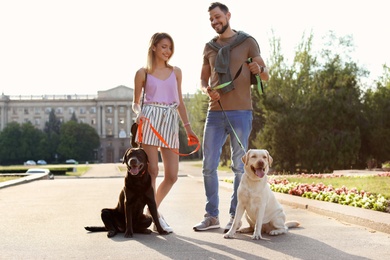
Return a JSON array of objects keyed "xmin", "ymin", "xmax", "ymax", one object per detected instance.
[{"xmin": 224, "ymin": 149, "xmax": 300, "ymax": 240}]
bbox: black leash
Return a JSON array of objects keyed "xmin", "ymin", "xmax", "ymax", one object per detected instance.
[
  {"xmin": 217, "ymin": 100, "xmax": 246, "ymax": 153},
  {"xmin": 212, "ymin": 57, "xmax": 265, "ymax": 153}
]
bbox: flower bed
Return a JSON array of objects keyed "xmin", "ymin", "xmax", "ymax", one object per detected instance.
[{"xmin": 269, "ymin": 172, "xmax": 390, "ymax": 213}]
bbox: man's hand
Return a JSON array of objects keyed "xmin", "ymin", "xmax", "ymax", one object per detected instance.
[
  {"xmin": 247, "ymin": 61, "xmax": 263, "ymax": 75},
  {"xmin": 206, "ymin": 86, "xmax": 220, "ymax": 101}
]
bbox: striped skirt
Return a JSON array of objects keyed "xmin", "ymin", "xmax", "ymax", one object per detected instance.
[{"xmin": 136, "ymin": 103, "xmax": 179, "ymax": 149}]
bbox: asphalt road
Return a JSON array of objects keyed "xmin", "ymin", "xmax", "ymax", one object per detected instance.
[{"xmin": 0, "ymin": 163, "xmax": 389, "ymax": 260}]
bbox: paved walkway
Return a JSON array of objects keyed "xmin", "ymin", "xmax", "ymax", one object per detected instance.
[{"xmin": 0, "ymin": 162, "xmax": 389, "ymax": 259}]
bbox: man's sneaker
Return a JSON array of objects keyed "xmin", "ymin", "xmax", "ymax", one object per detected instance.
[
  {"xmin": 153, "ymin": 215, "xmax": 173, "ymax": 233},
  {"xmin": 193, "ymin": 214, "xmax": 220, "ymax": 231},
  {"xmin": 223, "ymin": 216, "xmax": 242, "ymax": 233}
]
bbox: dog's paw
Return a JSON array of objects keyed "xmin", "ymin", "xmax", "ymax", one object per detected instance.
[
  {"xmin": 251, "ymin": 233, "xmax": 263, "ymax": 240},
  {"xmin": 107, "ymin": 230, "xmax": 118, "ymax": 238},
  {"xmin": 124, "ymin": 231, "xmax": 133, "ymax": 238},
  {"xmin": 224, "ymin": 232, "xmax": 235, "ymax": 239},
  {"xmin": 237, "ymin": 227, "xmax": 253, "ymax": 233},
  {"xmin": 158, "ymin": 229, "xmax": 170, "ymax": 235},
  {"xmin": 269, "ymin": 229, "xmax": 287, "ymax": 236},
  {"xmin": 137, "ymin": 228, "xmax": 152, "ymax": 234}
]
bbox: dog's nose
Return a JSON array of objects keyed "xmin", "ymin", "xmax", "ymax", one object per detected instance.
[
  {"xmin": 257, "ymin": 161, "xmax": 264, "ymax": 167},
  {"xmin": 129, "ymin": 158, "xmax": 138, "ymax": 165}
]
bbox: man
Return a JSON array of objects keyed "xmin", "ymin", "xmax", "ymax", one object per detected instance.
[{"xmin": 193, "ymin": 2, "xmax": 269, "ymax": 232}]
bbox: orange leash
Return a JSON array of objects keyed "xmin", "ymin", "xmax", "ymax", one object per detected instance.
[{"xmin": 137, "ymin": 118, "xmax": 200, "ymax": 156}]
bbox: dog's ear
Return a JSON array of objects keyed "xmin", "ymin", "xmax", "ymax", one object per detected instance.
[
  {"xmin": 266, "ymin": 150, "xmax": 273, "ymax": 167},
  {"xmin": 242, "ymin": 149, "xmax": 250, "ymax": 165},
  {"xmin": 122, "ymin": 148, "xmax": 131, "ymax": 164}
]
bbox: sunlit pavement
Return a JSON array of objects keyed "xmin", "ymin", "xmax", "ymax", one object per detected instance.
[{"xmin": 0, "ymin": 162, "xmax": 389, "ymax": 259}]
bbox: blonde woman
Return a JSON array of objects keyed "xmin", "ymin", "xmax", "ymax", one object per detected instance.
[{"xmin": 132, "ymin": 32, "xmax": 198, "ymax": 233}]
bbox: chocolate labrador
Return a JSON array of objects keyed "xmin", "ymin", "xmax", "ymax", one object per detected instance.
[{"xmin": 84, "ymin": 147, "xmax": 168, "ymax": 238}]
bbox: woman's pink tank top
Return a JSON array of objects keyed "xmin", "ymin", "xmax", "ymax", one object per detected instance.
[{"xmin": 144, "ymin": 70, "xmax": 180, "ymax": 105}]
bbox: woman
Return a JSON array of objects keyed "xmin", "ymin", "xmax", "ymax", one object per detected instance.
[{"xmin": 132, "ymin": 32, "xmax": 198, "ymax": 233}]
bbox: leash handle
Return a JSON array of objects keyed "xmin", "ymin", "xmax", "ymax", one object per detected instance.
[
  {"xmin": 246, "ymin": 57, "xmax": 264, "ymax": 95},
  {"xmin": 212, "ymin": 57, "xmax": 264, "ymax": 95},
  {"xmin": 138, "ymin": 118, "xmax": 200, "ymax": 156}
]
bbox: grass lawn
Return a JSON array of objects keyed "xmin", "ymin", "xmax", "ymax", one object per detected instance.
[
  {"xmin": 0, "ymin": 165, "xmax": 91, "ymax": 182},
  {"xmin": 65, "ymin": 165, "xmax": 91, "ymax": 177},
  {"xmin": 0, "ymin": 176, "xmax": 19, "ymax": 182}
]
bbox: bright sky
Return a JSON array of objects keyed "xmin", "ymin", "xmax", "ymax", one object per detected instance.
[{"xmin": 0, "ymin": 0, "xmax": 388, "ymax": 96}]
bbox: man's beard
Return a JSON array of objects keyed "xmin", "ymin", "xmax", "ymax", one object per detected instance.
[{"xmin": 216, "ymin": 22, "xmax": 229, "ymax": 35}]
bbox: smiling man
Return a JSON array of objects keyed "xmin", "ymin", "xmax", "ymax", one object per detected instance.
[{"xmin": 193, "ymin": 2, "xmax": 269, "ymax": 233}]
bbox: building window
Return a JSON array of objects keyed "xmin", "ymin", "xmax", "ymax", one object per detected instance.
[
  {"xmin": 35, "ymin": 107, "xmax": 41, "ymax": 115},
  {"xmin": 119, "ymin": 106, "xmax": 125, "ymax": 113},
  {"xmin": 119, "ymin": 129, "xmax": 126, "ymax": 138},
  {"xmin": 24, "ymin": 108, "xmax": 29, "ymax": 115},
  {"xmin": 106, "ymin": 118, "xmax": 112, "ymax": 125},
  {"xmin": 106, "ymin": 106, "xmax": 113, "ymax": 114},
  {"xmin": 80, "ymin": 107, "xmax": 86, "ymax": 114},
  {"xmin": 45, "ymin": 107, "xmax": 52, "ymax": 114},
  {"xmin": 56, "ymin": 107, "xmax": 63, "ymax": 114},
  {"xmin": 90, "ymin": 107, "xmax": 96, "ymax": 114},
  {"xmin": 68, "ymin": 107, "xmax": 74, "ymax": 114},
  {"xmin": 79, "ymin": 118, "xmax": 86, "ymax": 123},
  {"xmin": 91, "ymin": 118, "xmax": 96, "ymax": 125},
  {"xmin": 34, "ymin": 118, "xmax": 40, "ymax": 126}
]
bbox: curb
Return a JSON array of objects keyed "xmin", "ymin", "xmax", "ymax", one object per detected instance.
[{"xmin": 0, "ymin": 173, "xmax": 51, "ymax": 189}]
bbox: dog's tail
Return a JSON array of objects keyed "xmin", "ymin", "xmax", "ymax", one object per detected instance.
[
  {"xmin": 84, "ymin": 226, "xmax": 107, "ymax": 232},
  {"xmin": 285, "ymin": 221, "xmax": 300, "ymax": 229}
]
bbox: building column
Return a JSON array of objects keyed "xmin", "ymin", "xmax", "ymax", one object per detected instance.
[
  {"xmin": 101, "ymin": 105, "xmax": 106, "ymax": 137},
  {"xmin": 0, "ymin": 104, "xmax": 8, "ymax": 131},
  {"xmin": 114, "ymin": 105, "xmax": 118, "ymax": 138},
  {"xmin": 97, "ymin": 104, "xmax": 102, "ymax": 136}
]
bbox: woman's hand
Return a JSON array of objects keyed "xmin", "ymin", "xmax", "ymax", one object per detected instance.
[
  {"xmin": 185, "ymin": 128, "xmax": 199, "ymax": 146},
  {"xmin": 132, "ymin": 102, "xmax": 145, "ymax": 124}
]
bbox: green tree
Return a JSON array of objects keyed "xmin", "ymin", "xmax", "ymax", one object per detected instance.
[
  {"xmin": 0, "ymin": 122, "xmax": 50, "ymax": 165},
  {"xmin": 57, "ymin": 121, "xmax": 100, "ymax": 161},
  {"xmin": 70, "ymin": 112, "xmax": 78, "ymax": 122},
  {"xmin": 182, "ymin": 91, "xmax": 208, "ymax": 159},
  {"xmin": 20, "ymin": 122, "xmax": 48, "ymax": 162},
  {"xmin": 254, "ymin": 33, "xmax": 306, "ymax": 172},
  {"xmin": 298, "ymin": 33, "xmax": 364, "ymax": 171},
  {"xmin": 361, "ymin": 65, "xmax": 390, "ymax": 166},
  {"xmin": 44, "ymin": 109, "xmax": 61, "ymax": 163},
  {"xmin": 256, "ymin": 32, "xmax": 364, "ymax": 173},
  {"xmin": 0, "ymin": 122, "xmax": 22, "ymax": 165}
]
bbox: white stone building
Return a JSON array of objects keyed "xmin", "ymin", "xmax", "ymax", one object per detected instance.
[{"xmin": 0, "ymin": 85, "xmax": 136, "ymax": 163}]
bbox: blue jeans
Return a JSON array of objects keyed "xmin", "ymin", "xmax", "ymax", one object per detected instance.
[{"xmin": 202, "ymin": 110, "xmax": 253, "ymax": 218}]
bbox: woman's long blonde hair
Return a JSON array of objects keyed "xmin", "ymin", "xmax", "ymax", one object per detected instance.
[{"xmin": 145, "ymin": 32, "xmax": 174, "ymax": 73}]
